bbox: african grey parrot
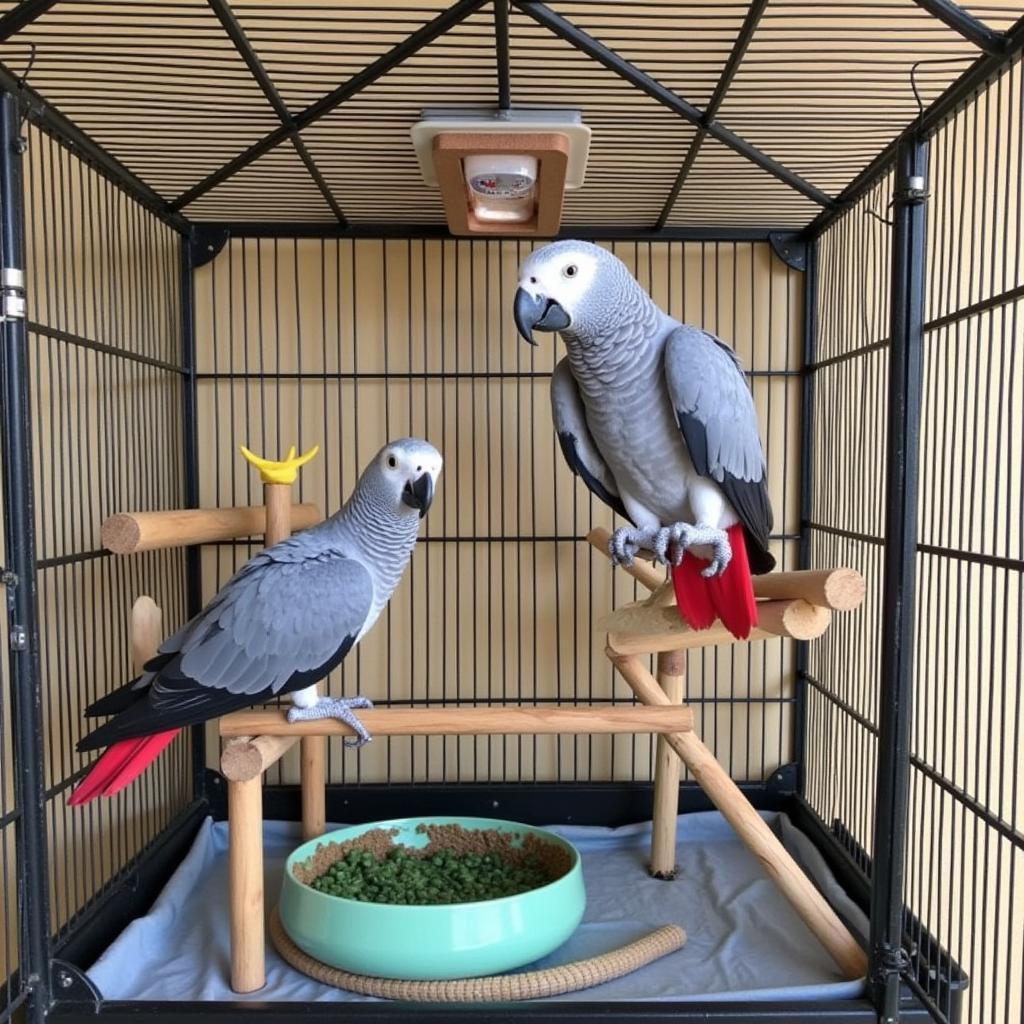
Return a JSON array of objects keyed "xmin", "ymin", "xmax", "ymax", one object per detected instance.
[
  {"xmin": 70, "ymin": 438, "xmax": 442, "ymax": 804},
  {"xmin": 513, "ymin": 241, "xmax": 774, "ymax": 638}
]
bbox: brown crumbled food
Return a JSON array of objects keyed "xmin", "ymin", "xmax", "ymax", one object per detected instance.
[
  {"xmin": 416, "ymin": 823, "xmax": 573, "ymax": 879},
  {"xmin": 291, "ymin": 828, "xmax": 401, "ymax": 884}
]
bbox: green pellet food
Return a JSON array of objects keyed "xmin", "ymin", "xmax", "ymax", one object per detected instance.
[{"xmin": 294, "ymin": 823, "xmax": 573, "ymax": 906}]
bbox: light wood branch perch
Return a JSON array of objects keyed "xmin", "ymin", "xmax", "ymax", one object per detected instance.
[
  {"xmin": 220, "ymin": 705, "xmax": 695, "ymax": 742},
  {"xmin": 102, "ymin": 503, "xmax": 322, "ymax": 554}
]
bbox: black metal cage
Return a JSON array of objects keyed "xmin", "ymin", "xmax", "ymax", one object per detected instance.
[{"xmin": 0, "ymin": 2, "xmax": 1022, "ymax": 1023}]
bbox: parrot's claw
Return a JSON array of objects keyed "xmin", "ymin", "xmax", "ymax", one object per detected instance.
[
  {"xmin": 659, "ymin": 522, "xmax": 694, "ymax": 567},
  {"xmin": 287, "ymin": 696, "xmax": 374, "ymax": 749},
  {"xmin": 608, "ymin": 525, "xmax": 658, "ymax": 567},
  {"xmin": 690, "ymin": 524, "xmax": 732, "ymax": 577},
  {"xmin": 652, "ymin": 521, "xmax": 732, "ymax": 575}
]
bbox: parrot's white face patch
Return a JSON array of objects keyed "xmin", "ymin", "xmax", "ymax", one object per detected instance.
[
  {"xmin": 379, "ymin": 441, "xmax": 443, "ymax": 484},
  {"xmin": 519, "ymin": 247, "xmax": 599, "ymax": 322}
]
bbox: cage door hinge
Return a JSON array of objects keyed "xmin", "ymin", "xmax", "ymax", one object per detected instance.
[
  {"xmin": 1, "ymin": 567, "xmax": 26, "ymax": 649},
  {"xmin": 0, "ymin": 266, "xmax": 26, "ymax": 320}
]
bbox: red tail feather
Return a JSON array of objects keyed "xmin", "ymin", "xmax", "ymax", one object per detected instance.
[
  {"xmin": 68, "ymin": 729, "xmax": 179, "ymax": 806},
  {"xmin": 671, "ymin": 524, "xmax": 758, "ymax": 639}
]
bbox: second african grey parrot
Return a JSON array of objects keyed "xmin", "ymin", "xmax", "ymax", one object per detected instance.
[
  {"xmin": 70, "ymin": 438, "xmax": 442, "ymax": 804},
  {"xmin": 513, "ymin": 241, "xmax": 774, "ymax": 638}
]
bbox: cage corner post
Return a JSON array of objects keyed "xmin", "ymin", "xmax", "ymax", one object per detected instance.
[
  {"xmin": 0, "ymin": 89, "xmax": 53, "ymax": 1024},
  {"xmin": 869, "ymin": 131, "xmax": 929, "ymax": 1024},
  {"xmin": 180, "ymin": 229, "xmax": 208, "ymax": 802},
  {"xmin": 793, "ymin": 232, "xmax": 818, "ymax": 791}
]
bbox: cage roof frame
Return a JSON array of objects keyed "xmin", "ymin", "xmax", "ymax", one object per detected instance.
[{"xmin": 0, "ymin": 0, "xmax": 1020, "ymax": 241}]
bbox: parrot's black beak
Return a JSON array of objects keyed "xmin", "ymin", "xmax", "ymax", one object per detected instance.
[
  {"xmin": 514, "ymin": 287, "xmax": 570, "ymax": 346},
  {"xmin": 402, "ymin": 472, "xmax": 434, "ymax": 518}
]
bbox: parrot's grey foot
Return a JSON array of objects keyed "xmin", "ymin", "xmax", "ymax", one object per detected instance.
[
  {"xmin": 287, "ymin": 696, "xmax": 374, "ymax": 748},
  {"xmin": 683, "ymin": 523, "xmax": 732, "ymax": 578},
  {"xmin": 608, "ymin": 525, "xmax": 661, "ymax": 567},
  {"xmin": 654, "ymin": 523, "xmax": 694, "ymax": 567}
]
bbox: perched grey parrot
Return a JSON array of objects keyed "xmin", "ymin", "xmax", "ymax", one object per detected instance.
[
  {"xmin": 513, "ymin": 241, "xmax": 774, "ymax": 638},
  {"xmin": 70, "ymin": 438, "xmax": 442, "ymax": 804}
]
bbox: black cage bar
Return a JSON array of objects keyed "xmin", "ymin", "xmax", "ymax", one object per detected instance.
[{"xmin": 0, "ymin": 3, "xmax": 1023, "ymax": 1024}]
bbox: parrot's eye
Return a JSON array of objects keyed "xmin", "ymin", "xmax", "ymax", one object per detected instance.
[
  {"xmin": 563, "ymin": 264, "xmax": 577, "ymax": 278},
  {"xmin": 387, "ymin": 455, "xmax": 397, "ymax": 469}
]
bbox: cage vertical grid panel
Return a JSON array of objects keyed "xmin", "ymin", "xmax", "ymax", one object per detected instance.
[
  {"xmin": 0, "ymin": 2, "xmax": 1021, "ymax": 1023},
  {"xmin": 16, "ymin": 120, "xmax": 195, "ymax": 946},
  {"xmin": 192, "ymin": 237, "xmax": 803, "ymax": 788},
  {"xmin": 804, "ymin": 56, "xmax": 1024, "ymax": 1024},
  {"xmin": 0, "ymin": 437, "xmax": 25, "ymax": 1017}
]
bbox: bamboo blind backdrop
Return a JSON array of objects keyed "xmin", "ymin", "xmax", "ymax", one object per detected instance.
[
  {"xmin": 805, "ymin": 58, "xmax": 1024, "ymax": 1024},
  {"xmin": 193, "ymin": 238, "xmax": 803, "ymax": 786}
]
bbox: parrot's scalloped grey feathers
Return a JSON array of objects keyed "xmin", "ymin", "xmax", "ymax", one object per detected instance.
[
  {"xmin": 550, "ymin": 358, "xmax": 631, "ymax": 522},
  {"xmin": 664, "ymin": 326, "xmax": 774, "ymax": 573}
]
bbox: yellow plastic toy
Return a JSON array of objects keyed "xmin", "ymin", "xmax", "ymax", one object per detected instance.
[{"xmin": 239, "ymin": 444, "xmax": 320, "ymax": 486}]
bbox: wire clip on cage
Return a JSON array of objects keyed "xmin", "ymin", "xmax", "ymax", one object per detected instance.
[
  {"xmin": 869, "ymin": 944, "xmax": 911, "ymax": 987},
  {"xmin": 892, "ymin": 175, "xmax": 929, "ymax": 207},
  {"xmin": 0, "ymin": 267, "xmax": 26, "ymax": 320}
]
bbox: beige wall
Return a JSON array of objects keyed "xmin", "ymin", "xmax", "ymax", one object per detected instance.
[{"xmin": 193, "ymin": 237, "xmax": 804, "ymax": 786}]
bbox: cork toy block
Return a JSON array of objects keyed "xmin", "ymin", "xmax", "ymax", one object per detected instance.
[{"xmin": 586, "ymin": 527, "xmax": 869, "ymax": 982}]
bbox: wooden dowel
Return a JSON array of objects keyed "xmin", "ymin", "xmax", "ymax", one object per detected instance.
[
  {"xmin": 602, "ymin": 599, "xmax": 831, "ymax": 656},
  {"xmin": 754, "ymin": 599, "xmax": 832, "ymax": 639},
  {"xmin": 644, "ymin": 580, "xmax": 677, "ymax": 608},
  {"xmin": 607, "ymin": 649, "xmax": 868, "ymax": 980},
  {"xmin": 586, "ymin": 527, "xmax": 665, "ymax": 592},
  {"xmin": 650, "ymin": 649, "xmax": 685, "ymax": 879},
  {"xmin": 102, "ymin": 503, "xmax": 321, "ymax": 555},
  {"xmin": 130, "ymin": 596, "xmax": 162, "ymax": 675},
  {"xmin": 587, "ymin": 527, "xmax": 864, "ymax": 613},
  {"xmin": 220, "ymin": 705, "xmax": 695, "ymax": 739},
  {"xmin": 752, "ymin": 568, "xmax": 865, "ymax": 611},
  {"xmin": 228, "ymin": 776, "xmax": 265, "ymax": 993},
  {"xmin": 301, "ymin": 736, "xmax": 326, "ymax": 841},
  {"xmin": 220, "ymin": 734, "xmax": 299, "ymax": 782},
  {"xmin": 263, "ymin": 483, "xmax": 292, "ymax": 547}
]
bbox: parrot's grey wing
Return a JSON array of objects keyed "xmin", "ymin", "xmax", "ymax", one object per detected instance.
[
  {"xmin": 664, "ymin": 326, "xmax": 775, "ymax": 573},
  {"xmin": 551, "ymin": 357, "xmax": 632, "ymax": 523},
  {"xmin": 84, "ymin": 554, "xmax": 277, "ymax": 717},
  {"xmin": 78, "ymin": 552, "xmax": 375, "ymax": 748}
]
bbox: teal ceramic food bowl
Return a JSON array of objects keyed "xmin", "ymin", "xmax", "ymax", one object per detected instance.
[{"xmin": 278, "ymin": 816, "xmax": 585, "ymax": 979}]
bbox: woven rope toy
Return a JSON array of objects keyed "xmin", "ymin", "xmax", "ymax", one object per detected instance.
[{"xmin": 270, "ymin": 908, "xmax": 685, "ymax": 1002}]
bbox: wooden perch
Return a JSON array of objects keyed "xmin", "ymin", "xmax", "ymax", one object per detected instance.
[
  {"xmin": 219, "ymin": 705, "xmax": 695, "ymax": 741},
  {"xmin": 601, "ymin": 599, "xmax": 831, "ymax": 655},
  {"xmin": 221, "ymin": 735, "xmax": 299, "ymax": 782},
  {"xmin": 586, "ymin": 527, "xmax": 865, "ymax": 613},
  {"xmin": 586, "ymin": 527, "xmax": 665, "ymax": 591},
  {"xmin": 607, "ymin": 648, "xmax": 868, "ymax": 981},
  {"xmin": 130, "ymin": 596, "xmax": 162, "ymax": 675},
  {"xmin": 751, "ymin": 567, "xmax": 865, "ymax": 611},
  {"xmin": 102, "ymin": 503, "xmax": 322, "ymax": 554}
]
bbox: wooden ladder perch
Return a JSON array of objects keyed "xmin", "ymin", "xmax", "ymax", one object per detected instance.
[
  {"xmin": 208, "ymin": 476, "xmax": 693, "ymax": 994},
  {"xmin": 587, "ymin": 526, "xmax": 869, "ymax": 982}
]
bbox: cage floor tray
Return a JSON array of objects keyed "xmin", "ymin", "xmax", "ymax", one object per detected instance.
[{"xmin": 87, "ymin": 812, "xmax": 866, "ymax": 1003}]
